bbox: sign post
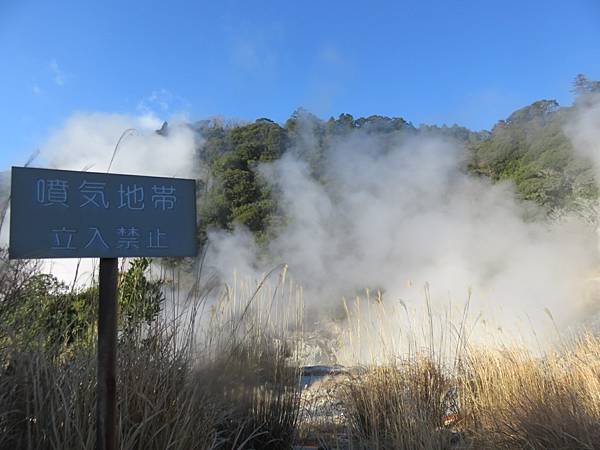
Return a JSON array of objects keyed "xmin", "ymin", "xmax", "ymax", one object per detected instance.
[
  {"xmin": 97, "ymin": 257, "xmax": 118, "ymax": 450},
  {"xmin": 9, "ymin": 166, "xmax": 197, "ymax": 450}
]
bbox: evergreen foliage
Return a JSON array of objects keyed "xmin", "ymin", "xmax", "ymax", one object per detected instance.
[
  {"xmin": 195, "ymin": 77, "xmax": 599, "ymax": 242},
  {"xmin": 0, "ymin": 252, "xmax": 164, "ymax": 354}
]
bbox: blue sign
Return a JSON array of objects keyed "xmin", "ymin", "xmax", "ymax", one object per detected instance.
[{"xmin": 9, "ymin": 167, "xmax": 197, "ymax": 259}]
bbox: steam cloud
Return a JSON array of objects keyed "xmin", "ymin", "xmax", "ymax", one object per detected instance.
[
  {"xmin": 3, "ymin": 101, "xmax": 600, "ymax": 352},
  {"xmin": 208, "ymin": 113, "xmax": 599, "ymax": 344},
  {"xmin": 566, "ymin": 93, "xmax": 600, "ymax": 193},
  {"xmin": 39, "ymin": 112, "xmax": 199, "ymax": 177}
]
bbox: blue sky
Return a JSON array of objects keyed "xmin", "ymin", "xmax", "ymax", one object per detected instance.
[{"xmin": 1, "ymin": 0, "xmax": 600, "ymax": 170}]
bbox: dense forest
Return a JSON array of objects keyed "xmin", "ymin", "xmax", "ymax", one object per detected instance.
[{"xmin": 190, "ymin": 75, "xmax": 600, "ymax": 246}]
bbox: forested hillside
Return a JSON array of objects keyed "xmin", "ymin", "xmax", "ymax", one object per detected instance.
[
  {"xmin": 193, "ymin": 75, "xmax": 600, "ymax": 243},
  {"xmin": 193, "ymin": 113, "xmax": 491, "ymax": 243},
  {"xmin": 467, "ymin": 99, "xmax": 596, "ymax": 208}
]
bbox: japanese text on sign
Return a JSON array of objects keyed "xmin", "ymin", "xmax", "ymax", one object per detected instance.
[{"xmin": 9, "ymin": 167, "xmax": 197, "ymax": 259}]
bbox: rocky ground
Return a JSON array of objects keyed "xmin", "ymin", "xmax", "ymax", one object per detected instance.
[
  {"xmin": 295, "ymin": 365, "xmax": 351, "ymax": 450},
  {"xmin": 293, "ymin": 363, "xmax": 467, "ymax": 450}
]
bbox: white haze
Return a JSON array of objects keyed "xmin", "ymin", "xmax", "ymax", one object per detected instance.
[
  {"xmin": 565, "ymin": 94, "xmax": 600, "ymax": 156},
  {"xmin": 561, "ymin": 94, "xmax": 600, "ymax": 332},
  {"xmin": 565, "ymin": 93, "xmax": 600, "ymax": 211},
  {"xmin": 3, "ymin": 102, "xmax": 600, "ymax": 355},
  {"xmin": 39, "ymin": 112, "xmax": 198, "ymax": 178},
  {"xmin": 207, "ymin": 113, "xmax": 600, "ymax": 347}
]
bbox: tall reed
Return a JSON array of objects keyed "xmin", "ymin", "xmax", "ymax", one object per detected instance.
[{"xmin": 0, "ymin": 260, "xmax": 304, "ymax": 450}]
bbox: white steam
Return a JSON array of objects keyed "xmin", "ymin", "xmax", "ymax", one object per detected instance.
[
  {"xmin": 207, "ymin": 116, "xmax": 599, "ymax": 346},
  {"xmin": 4, "ymin": 103, "xmax": 600, "ymax": 355},
  {"xmin": 563, "ymin": 94, "xmax": 600, "ymax": 331},
  {"xmin": 40, "ymin": 112, "xmax": 198, "ymax": 177},
  {"xmin": 565, "ymin": 94, "xmax": 600, "ymax": 192}
]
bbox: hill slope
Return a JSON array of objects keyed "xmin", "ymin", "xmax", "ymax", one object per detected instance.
[{"xmin": 194, "ymin": 93, "xmax": 598, "ymax": 242}]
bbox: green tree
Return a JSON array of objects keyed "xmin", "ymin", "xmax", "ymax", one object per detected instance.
[
  {"xmin": 467, "ymin": 100, "xmax": 596, "ymax": 209},
  {"xmin": 199, "ymin": 120, "xmax": 288, "ymax": 240},
  {"xmin": 118, "ymin": 258, "xmax": 164, "ymax": 335},
  {"xmin": 0, "ymin": 251, "xmax": 164, "ymax": 354}
]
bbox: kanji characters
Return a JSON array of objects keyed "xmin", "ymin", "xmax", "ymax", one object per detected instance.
[
  {"xmin": 51, "ymin": 227, "xmax": 76, "ymax": 249},
  {"xmin": 148, "ymin": 227, "xmax": 167, "ymax": 249},
  {"xmin": 37, "ymin": 179, "xmax": 69, "ymax": 207},
  {"xmin": 48, "ymin": 226, "xmax": 170, "ymax": 251},
  {"xmin": 79, "ymin": 180, "xmax": 109, "ymax": 208},
  {"xmin": 117, "ymin": 226, "xmax": 140, "ymax": 249},
  {"xmin": 152, "ymin": 185, "xmax": 176, "ymax": 210},
  {"xmin": 35, "ymin": 179, "xmax": 180, "ymax": 212},
  {"xmin": 118, "ymin": 184, "xmax": 145, "ymax": 210},
  {"xmin": 84, "ymin": 227, "xmax": 110, "ymax": 249}
]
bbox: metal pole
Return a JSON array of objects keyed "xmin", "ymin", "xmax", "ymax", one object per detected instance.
[{"xmin": 97, "ymin": 257, "xmax": 118, "ymax": 450}]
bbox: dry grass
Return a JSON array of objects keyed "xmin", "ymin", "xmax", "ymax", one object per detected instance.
[
  {"xmin": 339, "ymin": 336, "xmax": 600, "ymax": 450},
  {"xmin": 0, "ymin": 263, "xmax": 303, "ymax": 450},
  {"xmin": 343, "ymin": 359, "xmax": 459, "ymax": 450},
  {"xmin": 1, "ymin": 258, "xmax": 599, "ymax": 450},
  {"xmin": 324, "ymin": 290, "xmax": 600, "ymax": 450},
  {"xmin": 460, "ymin": 335, "xmax": 600, "ymax": 449},
  {"xmin": 0, "ymin": 332, "xmax": 222, "ymax": 450}
]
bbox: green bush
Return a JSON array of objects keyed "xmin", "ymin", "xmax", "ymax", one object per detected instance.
[{"xmin": 0, "ymin": 251, "xmax": 164, "ymax": 355}]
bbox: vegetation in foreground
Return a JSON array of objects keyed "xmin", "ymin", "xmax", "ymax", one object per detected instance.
[
  {"xmin": 1, "ymin": 252, "xmax": 599, "ymax": 449},
  {"xmin": 0, "ymin": 253, "xmax": 301, "ymax": 450},
  {"xmin": 341, "ymin": 337, "xmax": 600, "ymax": 449}
]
